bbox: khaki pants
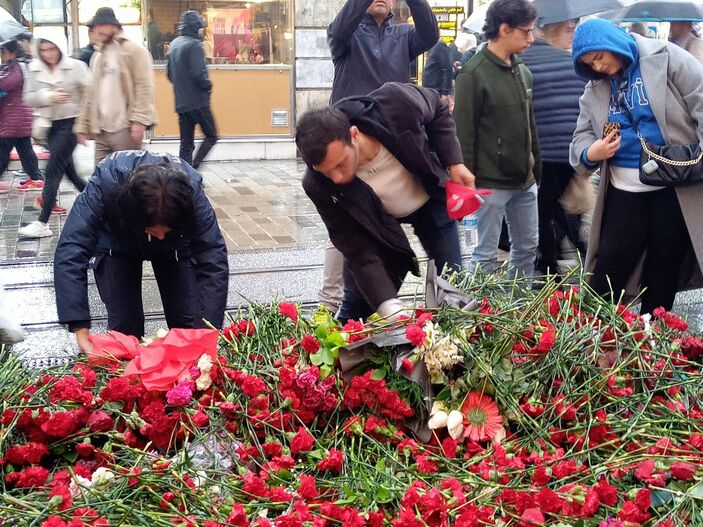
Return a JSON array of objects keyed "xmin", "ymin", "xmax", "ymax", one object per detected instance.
[
  {"xmin": 94, "ymin": 128, "xmax": 143, "ymax": 165},
  {"xmin": 318, "ymin": 240, "xmax": 345, "ymax": 311}
]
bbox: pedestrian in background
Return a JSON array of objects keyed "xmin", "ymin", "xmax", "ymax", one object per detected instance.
[
  {"xmin": 19, "ymin": 37, "xmax": 90, "ymax": 238},
  {"xmin": 570, "ymin": 19, "xmax": 703, "ymax": 312},
  {"xmin": 454, "ymin": 0, "xmax": 541, "ymax": 280},
  {"xmin": 423, "ymin": 39, "xmax": 454, "ymax": 101},
  {"xmin": 76, "ymin": 22, "xmax": 97, "ymax": 66},
  {"xmin": 167, "ymin": 10, "xmax": 218, "ymax": 169},
  {"xmin": 321, "ymin": 0, "xmax": 439, "ymax": 312},
  {"xmin": 669, "ymin": 20, "xmax": 703, "ymax": 64},
  {"xmin": 521, "ymin": 18, "xmax": 588, "ymax": 276},
  {"xmin": 74, "ymin": 7, "xmax": 156, "ymax": 164},
  {"xmin": 0, "ymin": 39, "xmax": 44, "ymax": 194}
]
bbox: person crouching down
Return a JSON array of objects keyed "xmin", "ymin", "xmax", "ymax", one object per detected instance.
[
  {"xmin": 54, "ymin": 151, "xmax": 229, "ymax": 353},
  {"xmin": 296, "ymin": 82, "xmax": 475, "ymax": 323}
]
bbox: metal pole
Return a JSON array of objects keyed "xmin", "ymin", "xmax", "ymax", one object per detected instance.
[{"xmin": 69, "ymin": 0, "xmax": 79, "ymax": 51}]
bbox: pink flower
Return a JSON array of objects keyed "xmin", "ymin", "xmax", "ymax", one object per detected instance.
[{"xmin": 166, "ymin": 381, "xmax": 194, "ymax": 406}]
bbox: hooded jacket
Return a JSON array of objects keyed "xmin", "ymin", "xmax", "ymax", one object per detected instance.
[
  {"xmin": 54, "ymin": 150, "xmax": 229, "ymax": 329},
  {"xmin": 302, "ymin": 82, "xmax": 463, "ymax": 311},
  {"xmin": 0, "ymin": 59, "xmax": 33, "ymax": 138},
  {"xmin": 570, "ymin": 28, "xmax": 703, "ymax": 301},
  {"xmin": 572, "ymin": 19, "xmax": 664, "ymax": 169},
  {"xmin": 24, "ymin": 37, "xmax": 91, "ymax": 122},
  {"xmin": 167, "ymin": 11, "xmax": 212, "ymax": 113},
  {"xmin": 327, "ymin": 0, "xmax": 438, "ymax": 103}
]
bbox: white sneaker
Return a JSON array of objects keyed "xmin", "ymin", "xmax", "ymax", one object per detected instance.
[{"xmin": 18, "ymin": 221, "xmax": 53, "ymax": 238}]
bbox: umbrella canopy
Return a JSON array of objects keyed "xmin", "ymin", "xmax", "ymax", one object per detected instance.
[
  {"xmin": 607, "ymin": 0, "xmax": 703, "ymax": 22},
  {"xmin": 535, "ymin": 0, "xmax": 626, "ymax": 25},
  {"xmin": 0, "ymin": 19, "xmax": 29, "ymax": 41}
]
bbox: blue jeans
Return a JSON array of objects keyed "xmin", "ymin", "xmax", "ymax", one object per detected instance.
[
  {"xmin": 470, "ymin": 184, "xmax": 538, "ymax": 280},
  {"xmin": 336, "ymin": 198, "xmax": 461, "ymax": 322}
]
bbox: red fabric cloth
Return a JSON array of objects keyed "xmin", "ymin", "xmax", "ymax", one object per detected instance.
[{"xmin": 445, "ymin": 182, "xmax": 492, "ymax": 220}]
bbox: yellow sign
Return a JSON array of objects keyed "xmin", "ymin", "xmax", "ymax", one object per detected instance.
[
  {"xmin": 431, "ymin": 6, "xmax": 465, "ymax": 15},
  {"xmin": 438, "ymin": 21, "xmax": 457, "ymax": 30}
]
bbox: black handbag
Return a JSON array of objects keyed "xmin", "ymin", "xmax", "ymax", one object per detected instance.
[{"xmin": 618, "ymin": 91, "xmax": 703, "ymax": 187}]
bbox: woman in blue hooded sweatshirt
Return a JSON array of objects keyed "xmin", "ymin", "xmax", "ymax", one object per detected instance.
[{"xmin": 570, "ymin": 19, "xmax": 703, "ymax": 314}]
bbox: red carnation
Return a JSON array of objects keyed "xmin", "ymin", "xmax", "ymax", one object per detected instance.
[
  {"xmin": 41, "ymin": 411, "xmax": 79, "ymax": 439},
  {"xmin": 12, "ymin": 465, "xmax": 50, "ymax": 487},
  {"xmin": 5, "ymin": 442, "xmax": 49, "ymax": 466},
  {"xmin": 297, "ymin": 474, "xmax": 320, "ymax": 499},
  {"xmin": 416, "ymin": 455, "xmax": 438, "ymax": 474},
  {"xmin": 300, "ymin": 335, "xmax": 321, "ymax": 354},
  {"xmin": 241, "ymin": 375, "xmax": 267, "ymax": 397},
  {"xmin": 317, "ymin": 449, "xmax": 344, "ymax": 473},
  {"xmin": 289, "ymin": 427, "xmax": 315, "ymax": 456},
  {"xmin": 519, "ymin": 508, "xmax": 545, "ymax": 526},
  {"xmin": 227, "ymin": 503, "xmax": 249, "ymax": 526},
  {"xmin": 405, "ymin": 324, "xmax": 426, "ymax": 347},
  {"xmin": 278, "ymin": 302, "xmax": 299, "ymax": 323}
]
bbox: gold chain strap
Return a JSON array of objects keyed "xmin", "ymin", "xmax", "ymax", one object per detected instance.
[{"xmin": 640, "ymin": 138, "xmax": 703, "ymax": 167}]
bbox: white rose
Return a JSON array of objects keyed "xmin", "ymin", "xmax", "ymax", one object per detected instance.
[
  {"xmin": 428, "ymin": 410, "xmax": 449, "ymax": 429},
  {"xmin": 447, "ymin": 410, "xmax": 465, "ymax": 440}
]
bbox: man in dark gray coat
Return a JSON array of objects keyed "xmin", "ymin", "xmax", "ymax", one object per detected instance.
[{"xmin": 167, "ymin": 10, "xmax": 218, "ymax": 169}]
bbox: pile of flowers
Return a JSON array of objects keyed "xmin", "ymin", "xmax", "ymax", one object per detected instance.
[{"xmin": 1, "ymin": 275, "xmax": 703, "ymax": 526}]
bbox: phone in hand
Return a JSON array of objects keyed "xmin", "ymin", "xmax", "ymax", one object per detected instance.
[{"xmin": 603, "ymin": 122, "xmax": 621, "ymax": 143}]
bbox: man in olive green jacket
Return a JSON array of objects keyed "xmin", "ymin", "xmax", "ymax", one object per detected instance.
[
  {"xmin": 453, "ymin": 0, "xmax": 541, "ymax": 280},
  {"xmin": 74, "ymin": 7, "xmax": 156, "ymax": 164}
]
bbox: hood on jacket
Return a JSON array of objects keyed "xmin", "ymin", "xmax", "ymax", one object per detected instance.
[
  {"xmin": 572, "ymin": 19, "xmax": 638, "ymax": 81},
  {"xmin": 31, "ymin": 34, "xmax": 66, "ymax": 66},
  {"xmin": 179, "ymin": 11, "xmax": 204, "ymax": 38}
]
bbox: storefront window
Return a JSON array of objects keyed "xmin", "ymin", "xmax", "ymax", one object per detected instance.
[{"xmin": 145, "ymin": 0, "xmax": 293, "ymax": 65}]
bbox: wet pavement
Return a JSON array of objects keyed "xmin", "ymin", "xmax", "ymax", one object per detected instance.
[{"xmin": 3, "ymin": 149, "xmax": 703, "ymax": 368}]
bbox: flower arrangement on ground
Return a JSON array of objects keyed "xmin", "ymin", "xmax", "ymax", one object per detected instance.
[{"xmin": 1, "ymin": 272, "xmax": 703, "ymax": 526}]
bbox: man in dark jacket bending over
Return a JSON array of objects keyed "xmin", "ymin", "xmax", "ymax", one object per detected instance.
[
  {"xmin": 296, "ymin": 82, "xmax": 475, "ymax": 323},
  {"xmin": 167, "ymin": 10, "xmax": 218, "ymax": 168},
  {"xmin": 54, "ymin": 151, "xmax": 229, "ymax": 353}
]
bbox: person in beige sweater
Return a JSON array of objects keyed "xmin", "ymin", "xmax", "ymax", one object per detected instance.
[{"xmin": 74, "ymin": 7, "xmax": 156, "ymax": 164}]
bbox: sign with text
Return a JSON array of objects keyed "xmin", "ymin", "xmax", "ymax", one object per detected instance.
[{"xmin": 431, "ymin": 6, "xmax": 464, "ymax": 15}]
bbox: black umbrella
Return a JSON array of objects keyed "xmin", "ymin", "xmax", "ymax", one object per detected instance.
[
  {"xmin": 607, "ymin": 0, "xmax": 703, "ymax": 22},
  {"xmin": 535, "ymin": 0, "xmax": 626, "ymax": 25},
  {"xmin": 0, "ymin": 19, "xmax": 29, "ymax": 42}
]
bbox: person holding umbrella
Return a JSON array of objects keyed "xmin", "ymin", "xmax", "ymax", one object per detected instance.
[
  {"xmin": 570, "ymin": 18, "xmax": 703, "ymax": 313},
  {"xmin": 669, "ymin": 20, "xmax": 703, "ymax": 63}
]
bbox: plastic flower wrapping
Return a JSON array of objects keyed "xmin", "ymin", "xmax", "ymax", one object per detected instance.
[{"xmin": 1, "ymin": 269, "xmax": 703, "ymax": 526}]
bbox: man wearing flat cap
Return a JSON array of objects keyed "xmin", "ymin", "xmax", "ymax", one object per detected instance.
[{"xmin": 75, "ymin": 7, "xmax": 156, "ymax": 164}]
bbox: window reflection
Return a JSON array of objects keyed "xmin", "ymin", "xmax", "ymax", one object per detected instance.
[{"xmin": 147, "ymin": 0, "xmax": 292, "ymax": 65}]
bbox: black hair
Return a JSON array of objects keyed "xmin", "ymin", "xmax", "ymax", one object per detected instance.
[
  {"xmin": 0, "ymin": 39, "xmax": 22, "ymax": 57},
  {"xmin": 118, "ymin": 164, "xmax": 195, "ymax": 233},
  {"xmin": 295, "ymin": 107, "xmax": 352, "ymax": 167},
  {"xmin": 483, "ymin": 0, "xmax": 537, "ymax": 40}
]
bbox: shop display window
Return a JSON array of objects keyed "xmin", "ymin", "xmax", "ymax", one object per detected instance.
[{"xmin": 145, "ymin": 0, "xmax": 293, "ymax": 65}]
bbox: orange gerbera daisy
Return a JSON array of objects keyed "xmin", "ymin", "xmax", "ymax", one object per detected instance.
[{"xmin": 460, "ymin": 392, "xmax": 504, "ymax": 442}]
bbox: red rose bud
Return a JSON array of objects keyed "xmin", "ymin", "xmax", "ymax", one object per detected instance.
[
  {"xmin": 87, "ymin": 410, "xmax": 114, "ymax": 433},
  {"xmin": 670, "ymin": 461, "xmax": 697, "ymax": 481}
]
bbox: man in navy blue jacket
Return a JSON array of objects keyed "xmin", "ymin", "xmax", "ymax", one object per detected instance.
[
  {"xmin": 167, "ymin": 10, "xmax": 218, "ymax": 169},
  {"xmin": 54, "ymin": 151, "xmax": 229, "ymax": 352}
]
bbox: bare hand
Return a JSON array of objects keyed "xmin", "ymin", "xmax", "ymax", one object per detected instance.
[
  {"xmin": 448, "ymin": 163, "xmax": 476, "ymax": 189},
  {"xmin": 51, "ymin": 90, "xmax": 70, "ymax": 104},
  {"xmin": 76, "ymin": 133, "xmax": 89, "ymax": 145},
  {"xmin": 130, "ymin": 122, "xmax": 146, "ymax": 144},
  {"xmin": 586, "ymin": 130, "xmax": 621, "ymax": 162},
  {"xmin": 75, "ymin": 328, "xmax": 93, "ymax": 355}
]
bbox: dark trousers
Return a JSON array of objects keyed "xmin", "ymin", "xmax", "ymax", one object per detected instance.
[
  {"xmin": 589, "ymin": 186, "xmax": 692, "ymax": 313},
  {"xmin": 39, "ymin": 119, "xmax": 86, "ymax": 223},
  {"xmin": 178, "ymin": 106, "xmax": 218, "ymax": 169},
  {"xmin": 0, "ymin": 137, "xmax": 42, "ymax": 180},
  {"xmin": 93, "ymin": 252, "xmax": 207, "ymax": 338},
  {"xmin": 337, "ymin": 198, "xmax": 461, "ymax": 322},
  {"xmin": 537, "ymin": 161, "xmax": 586, "ymax": 274}
]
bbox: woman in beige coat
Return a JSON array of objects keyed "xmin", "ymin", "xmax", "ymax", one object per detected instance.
[
  {"xmin": 570, "ymin": 19, "xmax": 703, "ymax": 314},
  {"xmin": 19, "ymin": 37, "xmax": 90, "ymax": 238}
]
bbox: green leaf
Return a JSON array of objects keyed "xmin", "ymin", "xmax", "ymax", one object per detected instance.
[
  {"xmin": 309, "ymin": 351, "xmax": 324, "ymax": 366},
  {"xmin": 320, "ymin": 365, "xmax": 333, "ymax": 378},
  {"xmin": 321, "ymin": 347, "xmax": 336, "ymax": 365},
  {"xmin": 370, "ymin": 369, "xmax": 387, "ymax": 381},
  {"xmin": 651, "ymin": 489, "xmax": 674, "ymax": 508},
  {"xmin": 374, "ymin": 485, "xmax": 394, "ymax": 503},
  {"xmin": 315, "ymin": 323, "xmax": 329, "ymax": 340},
  {"xmin": 326, "ymin": 331, "xmax": 346, "ymax": 347},
  {"xmin": 689, "ymin": 481, "xmax": 703, "ymax": 500},
  {"xmin": 376, "ymin": 458, "xmax": 386, "ymax": 471}
]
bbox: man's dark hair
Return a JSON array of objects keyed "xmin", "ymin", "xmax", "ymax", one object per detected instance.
[
  {"xmin": 119, "ymin": 164, "xmax": 195, "ymax": 233},
  {"xmin": 295, "ymin": 107, "xmax": 352, "ymax": 166},
  {"xmin": 483, "ymin": 0, "xmax": 537, "ymax": 40}
]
